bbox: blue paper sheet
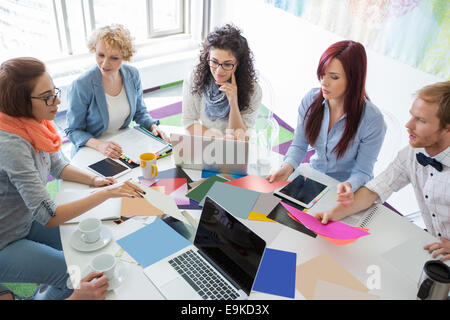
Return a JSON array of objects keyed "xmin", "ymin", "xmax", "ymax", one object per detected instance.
[
  {"xmin": 253, "ymin": 248, "xmax": 297, "ymax": 298},
  {"xmin": 117, "ymin": 219, "xmax": 191, "ymax": 268},
  {"xmin": 201, "ymin": 170, "xmax": 246, "ymax": 179}
]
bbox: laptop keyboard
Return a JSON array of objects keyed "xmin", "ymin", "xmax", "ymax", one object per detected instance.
[{"xmin": 168, "ymin": 249, "xmax": 239, "ymax": 300}]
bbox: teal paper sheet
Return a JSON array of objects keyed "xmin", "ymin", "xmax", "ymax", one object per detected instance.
[{"xmin": 199, "ymin": 182, "xmax": 260, "ymax": 219}]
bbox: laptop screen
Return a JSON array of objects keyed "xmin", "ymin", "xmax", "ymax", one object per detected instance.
[
  {"xmin": 194, "ymin": 197, "xmax": 266, "ymax": 295},
  {"xmin": 171, "ymin": 133, "xmax": 249, "ymax": 174}
]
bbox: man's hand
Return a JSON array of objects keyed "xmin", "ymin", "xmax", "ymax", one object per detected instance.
[{"xmin": 424, "ymin": 238, "xmax": 450, "ymax": 261}]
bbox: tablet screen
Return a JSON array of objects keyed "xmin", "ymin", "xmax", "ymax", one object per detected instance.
[
  {"xmin": 88, "ymin": 158, "xmax": 129, "ymax": 177},
  {"xmin": 277, "ymin": 174, "xmax": 327, "ymax": 205}
]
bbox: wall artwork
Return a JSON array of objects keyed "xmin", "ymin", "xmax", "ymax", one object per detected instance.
[{"xmin": 267, "ymin": 0, "xmax": 449, "ymax": 79}]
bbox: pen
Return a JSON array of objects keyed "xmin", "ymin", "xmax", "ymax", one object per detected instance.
[
  {"xmin": 139, "ymin": 125, "xmax": 172, "ymax": 148},
  {"xmin": 156, "ymin": 151, "xmax": 172, "ymax": 159}
]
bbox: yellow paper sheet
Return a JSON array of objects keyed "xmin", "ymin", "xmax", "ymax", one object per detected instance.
[
  {"xmin": 150, "ymin": 186, "xmax": 165, "ymax": 194},
  {"xmin": 248, "ymin": 211, "xmax": 276, "ymax": 223}
]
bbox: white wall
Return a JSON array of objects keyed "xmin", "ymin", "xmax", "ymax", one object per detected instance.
[{"xmin": 210, "ymin": 0, "xmax": 446, "ymax": 215}]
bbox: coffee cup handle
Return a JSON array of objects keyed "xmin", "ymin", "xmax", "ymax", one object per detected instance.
[
  {"xmin": 151, "ymin": 164, "xmax": 158, "ymax": 177},
  {"xmin": 80, "ymin": 233, "xmax": 87, "ymax": 243},
  {"xmin": 417, "ymin": 278, "xmax": 433, "ymax": 300}
]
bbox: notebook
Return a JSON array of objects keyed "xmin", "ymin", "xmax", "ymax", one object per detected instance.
[{"xmin": 112, "ymin": 126, "xmax": 172, "ymax": 163}]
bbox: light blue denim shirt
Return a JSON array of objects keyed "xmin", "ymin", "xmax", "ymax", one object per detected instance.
[
  {"xmin": 0, "ymin": 131, "xmax": 68, "ymax": 250},
  {"xmin": 65, "ymin": 64, "xmax": 160, "ymax": 156},
  {"xmin": 284, "ymin": 88, "xmax": 387, "ymax": 191}
]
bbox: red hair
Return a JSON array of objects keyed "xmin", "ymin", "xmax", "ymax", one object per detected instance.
[{"xmin": 304, "ymin": 40, "xmax": 368, "ymax": 159}]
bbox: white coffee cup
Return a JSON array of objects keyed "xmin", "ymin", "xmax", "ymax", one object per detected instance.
[
  {"xmin": 90, "ymin": 253, "xmax": 117, "ymax": 283},
  {"xmin": 140, "ymin": 152, "xmax": 158, "ymax": 179},
  {"xmin": 78, "ymin": 218, "xmax": 102, "ymax": 243}
]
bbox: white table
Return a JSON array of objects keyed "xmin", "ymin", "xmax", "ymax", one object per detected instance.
[{"xmin": 59, "ymin": 126, "xmax": 446, "ymax": 300}]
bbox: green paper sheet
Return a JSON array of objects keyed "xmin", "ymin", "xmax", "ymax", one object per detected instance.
[{"xmin": 185, "ymin": 175, "xmax": 228, "ymax": 203}]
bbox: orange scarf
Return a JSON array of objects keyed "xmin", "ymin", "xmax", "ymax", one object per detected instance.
[{"xmin": 0, "ymin": 112, "xmax": 61, "ymax": 153}]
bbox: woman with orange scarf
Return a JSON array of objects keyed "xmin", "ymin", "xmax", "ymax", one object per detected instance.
[{"xmin": 0, "ymin": 57, "xmax": 145, "ymax": 300}]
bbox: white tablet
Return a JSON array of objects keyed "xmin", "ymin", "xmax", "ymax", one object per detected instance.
[
  {"xmin": 274, "ymin": 174, "xmax": 329, "ymax": 208},
  {"xmin": 87, "ymin": 158, "xmax": 131, "ymax": 179}
]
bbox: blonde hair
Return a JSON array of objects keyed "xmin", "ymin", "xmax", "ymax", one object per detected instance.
[
  {"xmin": 416, "ymin": 81, "xmax": 450, "ymax": 129},
  {"xmin": 87, "ymin": 24, "xmax": 136, "ymax": 61}
]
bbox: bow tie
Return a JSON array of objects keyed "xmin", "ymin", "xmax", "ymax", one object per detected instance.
[{"xmin": 416, "ymin": 152, "xmax": 443, "ymax": 172}]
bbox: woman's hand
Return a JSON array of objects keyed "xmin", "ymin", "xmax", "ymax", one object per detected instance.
[
  {"xmin": 97, "ymin": 140, "xmax": 123, "ymax": 159},
  {"xmin": 150, "ymin": 124, "xmax": 170, "ymax": 143},
  {"xmin": 101, "ymin": 180, "xmax": 146, "ymax": 199},
  {"xmin": 266, "ymin": 163, "xmax": 294, "ymax": 183},
  {"xmin": 336, "ymin": 182, "xmax": 354, "ymax": 207},
  {"xmin": 91, "ymin": 176, "xmax": 117, "ymax": 187},
  {"xmin": 67, "ymin": 271, "xmax": 109, "ymax": 300},
  {"xmin": 217, "ymin": 72, "xmax": 238, "ymax": 106}
]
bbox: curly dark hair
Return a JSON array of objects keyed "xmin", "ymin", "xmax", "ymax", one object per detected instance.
[{"xmin": 191, "ymin": 24, "xmax": 257, "ymax": 112}]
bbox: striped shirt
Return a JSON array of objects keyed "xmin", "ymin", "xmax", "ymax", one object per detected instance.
[{"xmin": 365, "ymin": 145, "xmax": 450, "ymax": 239}]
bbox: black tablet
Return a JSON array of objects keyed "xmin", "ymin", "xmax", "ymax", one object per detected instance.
[
  {"xmin": 87, "ymin": 158, "xmax": 131, "ymax": 179},
  {"xmin": 273, "ymin": 174, "xmax": 329, "ymax": 208}
]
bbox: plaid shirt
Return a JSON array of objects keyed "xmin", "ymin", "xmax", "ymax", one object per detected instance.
[{"xmin": 365, "ymin": 145, "xmax": 450, "ymax": 239}]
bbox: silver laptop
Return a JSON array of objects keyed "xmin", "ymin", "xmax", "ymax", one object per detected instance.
[
  {"xmin": 144, "ymin": 196, "xmax": 267, "ymax": 300},
  {"xmin": 170, "ymin": 133, "xmax": 249, "ymax": 174}
]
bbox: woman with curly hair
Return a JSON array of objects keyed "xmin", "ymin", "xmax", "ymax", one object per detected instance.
[
  {"xmin": 182, "ymin": 24, "xmax": 262, "ymax": 139},
  {"xmin": 66, "ymin": 24, "xmax": 168, "ymax": 158}
]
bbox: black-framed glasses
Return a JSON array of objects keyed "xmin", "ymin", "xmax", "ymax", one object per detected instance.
[
  {"xmin": 31, "ymin": 88, "xmax": 61, "ymax": 106},
  {"xmin": 207, "ymin": 60, "xmax": 235, "ymax": 71}
]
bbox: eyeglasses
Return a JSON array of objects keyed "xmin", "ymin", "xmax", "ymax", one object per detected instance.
[
  {"xmin": 207, "ymin": 60, "xmax": 235, "ymax": 71},
  {"xmin": 31, "ymin": 88, "xmax": 61, "ymax": 106}
]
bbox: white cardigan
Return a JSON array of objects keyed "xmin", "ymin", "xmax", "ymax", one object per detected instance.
[{"xmin": 181, "ymin": 73, "xmax": 262, "ymax": 135}]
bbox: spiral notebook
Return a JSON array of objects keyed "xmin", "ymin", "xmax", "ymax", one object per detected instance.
[{"xmin": 340, "ymin": 204, "xmax": 384, "ymax": 228}]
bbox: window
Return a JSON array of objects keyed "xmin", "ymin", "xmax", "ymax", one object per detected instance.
[{"xmin": 0, "ymin": 0, "xmax": 187, "ymax": 61}]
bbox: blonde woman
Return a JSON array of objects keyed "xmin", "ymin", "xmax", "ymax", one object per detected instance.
[{"xmin": 66, "ymin": 24, "xmax": 168, "ymax": 158}]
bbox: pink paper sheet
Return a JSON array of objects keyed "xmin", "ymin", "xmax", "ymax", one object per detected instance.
[
  {"xmin": 280, "ymin": 202, "xmax": 370, "ymax": 240},
  {"xmin": 170, "ymin": 183, "xmax": 190, "ymax": 206}
]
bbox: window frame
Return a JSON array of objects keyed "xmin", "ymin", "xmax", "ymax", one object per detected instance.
[{"xmin": 51, "ymin": 0, "xmax": 189, "ymax": 56}]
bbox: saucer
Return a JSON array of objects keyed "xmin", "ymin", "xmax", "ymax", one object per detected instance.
[
  {"xmin": 70, "ymin": 226, "xmax": 112, "ymax": 252},
  {"xmin": 83, "ymin": 261, "xmax": 128, "ymax": 291}
]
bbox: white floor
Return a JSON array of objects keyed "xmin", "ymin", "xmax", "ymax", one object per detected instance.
[{"xmin": 143, "ymin": 85, "xmax": 183, "ymax": 111}]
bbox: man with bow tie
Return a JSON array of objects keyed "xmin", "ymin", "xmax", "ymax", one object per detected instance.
[{"xmin": 315, "ymin": 81, "xmax": 450, "ymax": 261}]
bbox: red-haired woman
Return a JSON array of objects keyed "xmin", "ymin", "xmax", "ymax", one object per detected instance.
[{"xmin": 267, "ymin": 41, "xmax": 386, "ymax": 206}]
